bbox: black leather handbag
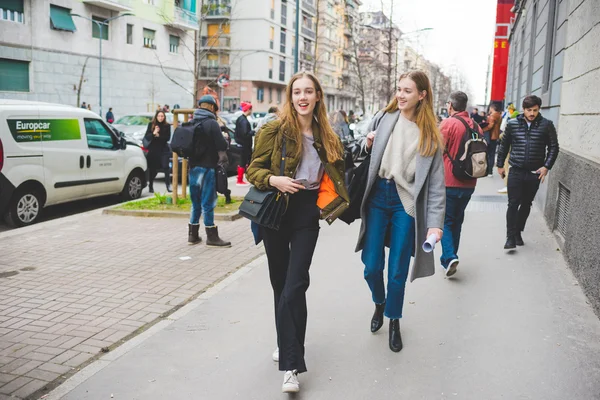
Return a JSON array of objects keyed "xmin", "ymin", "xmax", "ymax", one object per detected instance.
[{"xmin": 239, "ymin": 139, "xmax": 287, "ymax": 230}]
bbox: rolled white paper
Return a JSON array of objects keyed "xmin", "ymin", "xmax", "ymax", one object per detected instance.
[{"xmin": 422, "ymin": 234, "xmax": 437, "ymax": 253}]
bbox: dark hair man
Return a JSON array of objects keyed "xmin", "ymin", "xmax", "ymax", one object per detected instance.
[
  {"xmin": 482, "ymin": 103, "xmax": 502, "ymax": 175},
  {"xmin": 234, "ymin": 102, "xmax": 255, "ymax": 185},
  {"xmin": 470, "ymin": 107, "xmax": 484, "ymax": 126},
  {"xmin": 496, "ymin": 95, "xmax": 559, "ymax": 249},
  {"xmin": 438, "ymin": 91, "xmax": 483, "ymax": 277},
  {"xmin": 187, "ymin": 95, "xmax": 231, "ymax": 247}
]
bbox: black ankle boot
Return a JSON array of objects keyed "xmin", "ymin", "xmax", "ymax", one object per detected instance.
[
  {"xmin": 225, "ymin": 190, "xmax": 232, "ymax": 204},
  {"xmin": 149, "ymin": 183, "xmax": 154, "ymax": 193},
  {"xmin": 205, "ymin": 226, "xmax": 231, "ymax": 247},
  {"xmin": 371, "ymin": 302, "xmax": 385, "ymax": 333},
  {"xmin": 188, "ymin": 224, "xmax": 201, "ymax": 245},
  {"xmin": 389, "ymin": 319, "xmax": 403, "ymax": 352},
  {"xmin": 504, "ymin": 236, "xmax": 516, "ymax": 249},
  {"xmin": 515, "ymin": 232, "xmax": 524, "ymax": 246}
]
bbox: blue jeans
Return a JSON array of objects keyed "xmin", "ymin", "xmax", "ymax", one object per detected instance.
[
  {"xmin": 361, "ymin": 178, "xmax": 415, "ymax": 319},
  {"xmin": 440, "ymin": 187, "xmax": 475, "ymax": 269},
  {"xmin": 189, "ymin": 166, "xmax": 217, "ymax": 226}
]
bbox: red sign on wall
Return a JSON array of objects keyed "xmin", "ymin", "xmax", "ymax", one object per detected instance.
[{"xmin": 490, "ymin": 0, "xmax": 514, "ymax": 103}]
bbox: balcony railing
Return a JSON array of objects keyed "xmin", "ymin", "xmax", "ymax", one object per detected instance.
[
  {"xmin": 82, "ymin": 0, "xmax": 132, "ymax": 12},
  {"xmin": 205, "ymin": 3, "xmax": 232, "ymax": 18},
  {"xmin": 201, "ymin": 66, "xmax": 231, "ymax": 77},
  {"xmin": 302, "ymin": 0, "xmax": 316, "ymax": 15},
  {"xmin": 168, "ymin": 6, "xmax": 199, "ymax": 30},
  {"xmin": 301, "ymin": 26, "xmax": 315, "ymax": 40},
  {"xmin": 201, "ymin": 36, "xmax": 231, "ymax": 48}
]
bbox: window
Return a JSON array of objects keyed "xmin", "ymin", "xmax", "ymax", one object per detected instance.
[
  {"xmin": 126, "ymin": 24, "xmax": 133, "ymax": 44},
  {"xmin": 84, "ymin": 119, "xmax": 117, "ymax": 150},
  {"xmin": 142, "ymin": 0, "xmax": 155, "ymax": 4},
  {"xmin": 280, "ymin": 28, "xmax": 286, "ymax": 54},
  {"xmin": 292, "ymin": 35, "xmax": 295, "ymax": 56},
  {"xmin": 270, "ymin": 26, "xmax": 275, "ymax": 50},
  {"xmin": 92, "ymin": 16, "xmax": 108, "ymax": 40},
  {"xmin": 543, "ymin": 0, "xmax": 558, "ymax": 93},
  {"xmin": 277, "ymin": 88, "xmax": 282, "ymax": 104},
  {"xmin": 257, "ymin": 87, "xmax": 265, "ymax": 103},
  {"xmin": 49, "ymin": 5, "xmax": 76, "ymax": 32},
  {"xmin": 270, "ymin": 0, "xmax": 275, "ymax": 19},
  {"xmin": 169, "ymin": 35, "xmax": 179, "ymax": 53},
  {"xmin": 207, "ymin": 54, "xmax": 218, "ymax": 67},
  {"xmin": 281, "ymin": 1, "xmax": 287, "ymax": 25},
  {"xmin": 268, "ymin": 57, "xmax": 273, "ymax": 79},
  {"xmin": 1, "ymin": 0, "xmax": 24, "ymax": 23},
  {"xmin": 0, "ymin": 58, "xmax": 29, "ymax": 92},
  {"xmin": 279, "ymin": 59, "xmax": 285, "ymax": 82},
  {"xmin": 269, "ymin": 87, "xmax": 273, "ymax": 103},
  {"xmin": 143, "ymin": 28, "xmax": 156, "ymax": 49}
]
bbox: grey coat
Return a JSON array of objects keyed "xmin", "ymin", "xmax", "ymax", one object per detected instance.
[{"xmin": 355, "ymin": 110, "xmax": 446, "ymax": 282}]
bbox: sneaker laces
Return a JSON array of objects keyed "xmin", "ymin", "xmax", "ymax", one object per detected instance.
[{"xmin": 284, "ymin": 370, "xmax": 298, "ymax": 385}]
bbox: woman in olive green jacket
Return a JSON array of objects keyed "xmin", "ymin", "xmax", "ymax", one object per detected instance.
[{"xmin": 246, "ymin": 71, "xmax": 349, "ymax": 394}]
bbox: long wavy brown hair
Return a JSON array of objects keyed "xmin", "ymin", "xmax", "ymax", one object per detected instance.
[
  {"xmin": 279, "ymin": 71, "xmax": 343, "ymax": 163},
  {"xmin": 383, "ymin": 70, "xmax": 443, "ymax": 157},
  {"xmin": 151, "ymin": 110, "xmax": 168, "ymax": 132}
]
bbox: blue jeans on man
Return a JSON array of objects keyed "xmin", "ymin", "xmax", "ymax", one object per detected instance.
[
  {"xmin": 440, "ymin": 187, "xmax": 475, "ymax": 269},
  {"xmin": 189, "ymin": 166, "xmax": 217, "ymax": 226},
  {"xmin": 362, "ymin": 178, "xmax": 415, "ymax": 319}
]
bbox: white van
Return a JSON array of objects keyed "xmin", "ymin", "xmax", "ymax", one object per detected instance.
[{"xmin": 0, "ymin": 100, "xmax": 147, "ymax": 227}]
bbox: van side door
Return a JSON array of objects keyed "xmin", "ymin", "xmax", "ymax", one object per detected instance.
[
  {"xmin": 83, "ymin": 118, "xmax": 123, "ymax": 196},
  {"xmin": 36, "ymin": 111, "xmax": 87, "ymax": 204}
]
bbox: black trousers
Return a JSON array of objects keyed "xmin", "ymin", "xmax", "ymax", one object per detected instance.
[
  {"xmin": 261, "ymin": 190, "xmax": 320, "ymax": 373},
  {"xmin": 486, "ymin": 140, "xmax": 498, "ymax": 174},
  {"xmin": 506, "ymin": 168, "xmax": 541, "ymax": 237}
]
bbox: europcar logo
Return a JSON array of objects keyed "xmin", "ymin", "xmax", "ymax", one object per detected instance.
[{"xmin": 7, "ymin": 119, "xmax": 81, "ymax": 142}]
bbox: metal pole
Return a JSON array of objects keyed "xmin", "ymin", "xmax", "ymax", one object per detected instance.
[
  {"xmin": 99, "ymin": 23, "xmax": 103, "ymax": 118},
  {"xmin": 294, "ymin": 0, "xmax": 300, "ymax": 73}
]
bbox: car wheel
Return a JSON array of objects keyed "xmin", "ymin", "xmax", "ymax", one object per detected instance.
[
  {"xmin": 122, "ymin": 171, "xmax": 143, "ymax": 200},
  {"xmin": 5, "ymin": 187, "xmax": 43, "ymax": 228}
]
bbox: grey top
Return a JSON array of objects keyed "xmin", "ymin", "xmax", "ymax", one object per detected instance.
[{"xmin": 295, "ymin": 133, "xmax": 324, "ymax": 190}]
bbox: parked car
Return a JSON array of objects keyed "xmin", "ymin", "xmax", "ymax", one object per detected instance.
[
  {"xmin": 0, "ymin": 100, "xmax": 147, "ymax": 227},
  {"xmin": 112, "ymin": 112, "xmax": 184, "ymax": 143}
]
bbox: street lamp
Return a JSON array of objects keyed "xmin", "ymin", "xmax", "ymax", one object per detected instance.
[{"xmin": 71, "ymin": 12, "xmax": 134, "ymax": 118}]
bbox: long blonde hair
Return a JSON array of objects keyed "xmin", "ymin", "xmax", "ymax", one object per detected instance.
[
  {"xmin": 279, "ymin": 71, "xmax": 343, "ymax": 163},
  {"xmin": 383, "ymin": 70, "xmax": 443, "ymax": 157}
]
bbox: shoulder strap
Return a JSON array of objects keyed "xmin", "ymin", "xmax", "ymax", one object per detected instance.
[{"xmin": 279, "ymin": 137, "xmax": 287, "ymax": 177}]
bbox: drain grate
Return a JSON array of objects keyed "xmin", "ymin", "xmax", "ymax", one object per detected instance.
[{"xmin": 556, "ymin": 183, "xmax": 571, "ymax": 237}]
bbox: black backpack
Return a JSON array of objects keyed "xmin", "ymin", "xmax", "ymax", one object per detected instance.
[
  {"xmin": 445, "ymin": 115, "xmax": 488, "ymax": 180},
  {"xmin": 170, "ymin": 120, "xmax": 203, "ymax": 157}
]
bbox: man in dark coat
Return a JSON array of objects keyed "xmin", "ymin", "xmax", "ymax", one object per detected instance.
[
  {"xmin": 497, "ymin": 95, "xmax": 560, "ymax": 249},
  {"xmin": 234, "ymin": 101, "xmax": 255, "ymax": 185},
  {"xmin": 187, "ymin": 95, "xmax": 231, "ymax": 248}
]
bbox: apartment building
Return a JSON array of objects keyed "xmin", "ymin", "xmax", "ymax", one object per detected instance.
[
  {"xmin": 505, "ymin": 0, "xmax": 600, "ymax": 315},
  {"xmin": 197, "ymin": 0, "xmax": 318, "ymax": 113},
  {"xmin": 0, "ymin": 0, "xmax": 198, "ymax": 116}
]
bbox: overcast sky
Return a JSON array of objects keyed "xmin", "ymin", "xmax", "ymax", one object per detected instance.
[{"xmin": 360, "ymin": 0, "xmax": 499, "ymax": 105}]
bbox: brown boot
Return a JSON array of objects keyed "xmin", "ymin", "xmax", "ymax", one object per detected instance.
[
  {"xmin": 188, "ymin": 224, "xmax": 201, "ymax": 245},
  {"xmin": 205, "ymin": 226, "xmax": 231, "ymax": 248}
]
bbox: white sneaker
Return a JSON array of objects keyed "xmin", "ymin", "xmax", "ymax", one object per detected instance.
[
  {"xmin": 446, "ymin": 259, "xmax": 459, "ymax": 278},
  {"xmin": 272, "ymin": 348, "xmax": 279, "ymax": 362},
  {"xmin": 498, "ymin": 186, "xmax": 508, "ymax": 194},
  {"xmin": 282, "ymin": 370, "xmax": 299, "ymax": 393}
]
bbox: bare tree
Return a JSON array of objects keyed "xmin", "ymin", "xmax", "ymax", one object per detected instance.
[{"xmin": 74, "ymin": 56, "xmax": 90, "ymax": 107}]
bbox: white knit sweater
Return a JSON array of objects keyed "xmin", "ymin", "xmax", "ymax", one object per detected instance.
[{"xmin": 378, "ymin": 114, "xmax": 419, "ymax": 217}]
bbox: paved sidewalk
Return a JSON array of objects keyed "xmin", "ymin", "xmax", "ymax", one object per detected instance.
[
  {"xmin": 46, "ymin": 175, "xmax": 600, "ymax": 399},
  {"xmin": 0, "ymin": 211, "xmax": 263, "ymax": 399}
]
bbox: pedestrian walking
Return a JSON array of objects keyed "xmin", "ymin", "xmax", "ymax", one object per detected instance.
[
  {"xmin": 357, "ymin": 70, "xmax": 445, "ymax": 353},
  {"xmin": 235, "ymin": 101, "xmax": 255, "ymax": 185},
  {"xmin": 482, "ymin": 103, "xmax": 501, "ymax": 175},
  {"xmin": 144, "ymin": 110, "xmax": 172, "ymax": 193},
  {"xmin": 106, "ymin": 108, "xmax": 115, "ymax": 124},
  {"xmin": 497, "ymin": 95, "xmax": 559, "ymax": 249},
  {"xmin": 470, "ymin": 107, "xmax": 484, "ymax": 126},
  {"xmin": 255, "ymin": 106, "xmax": 279, "ymax": 131},
  {"xmin": 246, "ymin": 71, "xmax": 349, "ymax": 393},
  {"xmin": 87, "ymin": 104, "xmax": 92, "ymax": 111},
  {"xmin": 81, "ymin": 102, "xmax": 87, "ymax": 109},
  {"xmin": 439, "ymin": 91, "xmax": 483, "ymax": 277},
  {"xmin": 187, "ymin": 95, "xmax": 231, "ymax": 247},
  {"xmin": 498, "ymin": 103, "xmax": 520, "ymax": 194}
]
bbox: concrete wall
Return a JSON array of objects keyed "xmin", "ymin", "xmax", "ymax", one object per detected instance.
[{"xmin": 0, "ymin": 0, "xmax": 196, "ymax": 117}]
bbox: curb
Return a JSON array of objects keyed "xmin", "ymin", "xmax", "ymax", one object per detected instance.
[{"xmin": 102, "ymin": 208, "xmax": 242, "ymax": 221}]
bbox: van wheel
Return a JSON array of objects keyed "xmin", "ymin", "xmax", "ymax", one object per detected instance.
[
  {"xmin": 122, "ymin": 171, "xmax": 143, "ymax": 200},
  {"xmin": 5, "ymin": 188, "xmax": 43, "ymax": 228}
]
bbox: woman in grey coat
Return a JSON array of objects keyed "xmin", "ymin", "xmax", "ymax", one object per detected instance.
[{"xmin": 357, "ymin": 70, "xmax": 446, "ymax": 352}]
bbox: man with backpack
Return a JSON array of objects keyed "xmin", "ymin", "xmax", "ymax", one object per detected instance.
[
  {"xmin": 497, "ymin": 95, "xmax": 559, "ymax": 249},
  {"xmin": 439, "ymin": 91, "xmax": 487, "ymax": 277},
  {"xmin": 187, "ymin": 95, "xmax": 231, "ymax": 247}
]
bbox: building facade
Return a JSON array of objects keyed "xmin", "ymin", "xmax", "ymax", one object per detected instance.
[
  {"xmin": 0, "ymin": 0, "xmax": 198, "ymax": 118},
  {"xmin": 196, "ymin": 0, "xmax": 318, "ymax": 113},
  {"xmin": 505, "ymin": 0, "xmax": 600, "ymax": 315}
]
